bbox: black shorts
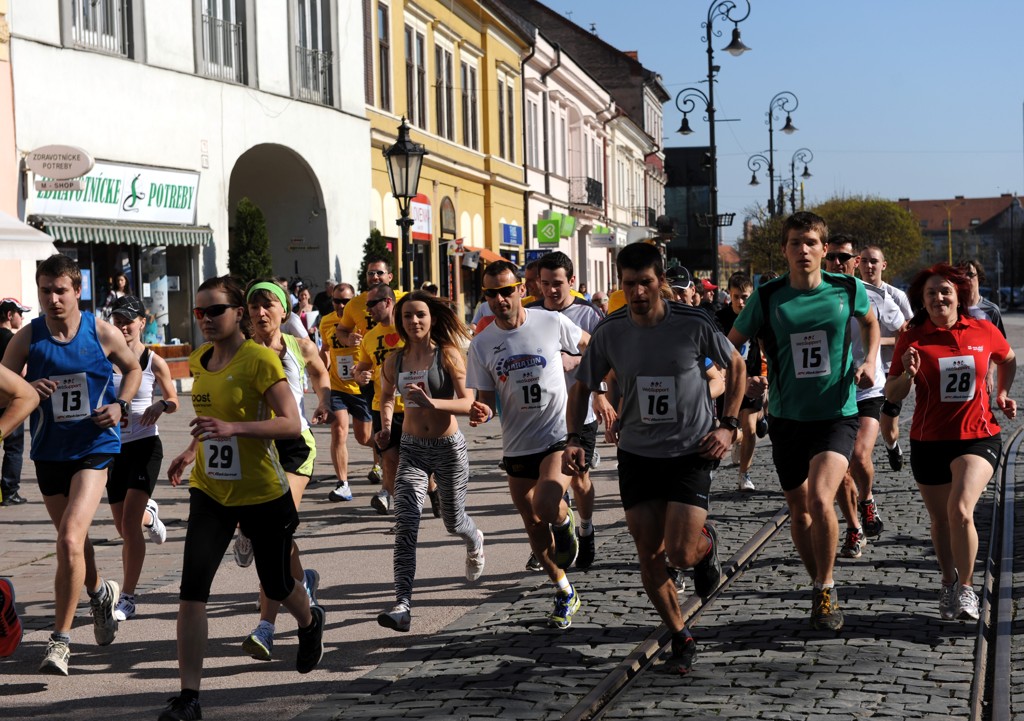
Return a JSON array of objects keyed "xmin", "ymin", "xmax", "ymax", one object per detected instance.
[
  {"xmin": 107, "ymin": 436, "xmax": 163, "ymax": 504},
  {"xmin": 503, "ymin": 441, "xmax": 567, "ymax": 481},
  {"xmin": 857, "ymin": 396, "xmax": 885, "ymax": 421},
  {"xmin": 36, "ymin": 454, "xmax": 115, "ymax": 497},
  {"xmin": 275, "ymin": 429, "xmax": 315, "ymax": 476},
  {"xmin": 372, "ymin": 410, "xmax": 404, "ymax": 452},
  {"xmin": 910, "ymin": 436, "xmax": 1002, "ymax": 486},
  {"xmin": 740, "ymin": 394, "xmax": 765, "ymax": 412},
  {"xmin": 330, "ymin": 390, "xmax": 372, "ymax": 422},
  {"xmin": 881, "ymin": 399, "xmax": 902, "ymax": 418},
  {"xmin": 578, "ymin": 420, "xmax": 599, "ymax": 468},
  {"xmin": 768, "ymin": 416, "xmax": 859, "ymax": 492},
  {"xmin": 616, "ymin": 447, "xmax": 717, "ymax": 511}
]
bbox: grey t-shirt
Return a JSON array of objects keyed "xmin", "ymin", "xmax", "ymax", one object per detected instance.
[{"xmin": 576, "ymin": 300, "xmax": 735, "ymax": 458}]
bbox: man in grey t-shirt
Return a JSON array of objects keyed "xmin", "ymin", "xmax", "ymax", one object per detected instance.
[{"xmin": 563, "ymin": 242, "xmax": 745, "ymax": 675}]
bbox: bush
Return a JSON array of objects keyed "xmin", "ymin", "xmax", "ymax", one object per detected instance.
[
  {"xmin": 229, "ymin": 197, "xmax": 273, "ymax": 283},
  {"xmin": 357, "ymin": 228, "xmax": 397, "ymax": 292}
]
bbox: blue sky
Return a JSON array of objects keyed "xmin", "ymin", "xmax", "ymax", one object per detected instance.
[{"xmin": 543, "ymin": 0, "xmax": 1024, "ymax": 244}]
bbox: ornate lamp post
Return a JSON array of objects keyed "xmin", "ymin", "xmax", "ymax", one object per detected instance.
[
  {"xmin": 765, "ymin": 91, "xmax": 799, "ymax": 217},
  {"xmin": 383, "ymin": 117, "xmax": 428, "ymax": 291},
  {"xmin": 788, "ymin": 148, "xmax": 813, "ymax": 213}
]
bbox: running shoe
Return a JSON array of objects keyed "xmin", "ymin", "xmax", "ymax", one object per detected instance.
[
  {"xmin": 242, "ymin": 621, "xmax": 275, "ymax": 660},
  {"xmin": 576, "ymin": 528, "xmax": 595, "ymax": 569},
  {"xmin": 667, "ymin": 565, "xmax": 686, "ymax": 593},
  {"xmin": 158, "ymin": 695, "xmax": 202, "ymax": 721},
  {"xmin": 145, "ymin": 500, "xmax": 167, "ymax": 544},
  {"xmin": 692, "ymin": 522, "xmax": 722, "ymax": 598},
  {"xmin": 367, "ymin": 464, "xmax": 383, "ymax": 484},
  {"xmin": 328, "ymin": 481, "xmax": 353, "ymax": 502},
  {"xmin": 886, "ymin": 441, "xmax": 903, "ymax": 472},
  {"xmin": 38, "ymin": 637, "xmax": 70, "ymax": 675},
  {"xmin": 113, "ymin": 592, "xmax": 136, "ymax": 622},
  {"xmin": 427, "ymin": 488, "xmax": 441, "ymax": 518},
  {"xmin": 1, "ymin": 490, "xmax": 27, "ymax": 506},
  {"xmin": 756, "ymin": 414, "xmax": 769, "ymax": 439},
  {"xmin": 377, "ymin": 602, "xmax": 411, "ymax": 633},
  {"xmin": 551, "ymin": 507, "xmax": 579, "ymax": 569},
  {"xmin": 90, "ymin": 579, "xmax": 119, "ymax": 646},
  {"xmin": 525, "ymin": 551, "xmax": 543, "ymax": 572},
  {"xmin": 811, "ymin": 586, "xmax": 844, "ymax": 631},
  {"xmin": 304, "ymin": 569, "xmax": 320, "ymax": 607},
  {"xmin": 956, "ymin": 585, "xmax": 980, "ymax": 621},
  {"xmin": 548, "ymin": 586, "xmax": 581, "ymax": 629},
  {"xmin": 0, "ymin": 577, "xmax": 22, "ymax": 658},
  {"xmin": 840, "ymin": 528, "xmax": 865, "ymax": 559},
  {"xmin": 296, "ymin": 604, "xmax": 325, "ymax": 673},
  {"xmin": 234, "ymin": 532, "xmax": 254, "ymax": 568},
  {"xmin": 590, "ymin": 450, "xmax": 601, "ymax": 470},
  {"xmin": 939, "ymin": 574, "xmax": 958, "ymax": 621},
  {"xmin": 737, "ymin": 472, "xmax": 756, "ymax": 492},
  {"xmin": 466, "ymin": 530, "xmax": 485, "ymax": 582},
  {"xmin": 497, "ymin": 459, "xmax": 507, "ymax": 473},
  {"xmin": 662, "ymin": 631, "xmax": 697, "ymax": 675},
  {"xmin": 371, "ymin": 489, "xmax": 391, "ymax": 515},
  {"xmin": 860, "ymin": 498, "xmax": 884, "ymax": 538}
]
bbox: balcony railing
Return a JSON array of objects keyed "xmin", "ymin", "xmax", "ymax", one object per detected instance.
[
  {"xmin": 631, "ymin": 206, "xmax": 657, "ymax": 227},
  {"xmin": 296, "ymin": 46, "xmax": 334, "ymax": 106},
  {"xmin": 71, "ymin": 0, "xmax": 129, "ymax": 57},
  {"xmin": 569, "ymin": 177, "xmax": 603, "ymax": 209},
  {"xmin": 201, "ymin": 13, "xmax": 245, "ymax": 83}
]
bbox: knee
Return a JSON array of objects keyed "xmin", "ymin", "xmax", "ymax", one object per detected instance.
[
  {"xmin": 949, "ymin": 503, "xmax": 973, "ymax": 530},
  {"xmin": 665, "ymin": 543, "xmax": 699, "ymax": 570},
  {"xmin": 56, "ymin": 532, "xmax": 85, "ymax": 562}
]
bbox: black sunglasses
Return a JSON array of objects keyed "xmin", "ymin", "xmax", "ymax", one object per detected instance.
[
  {"xmin": 332, "ymin": 297, "xmax": 350, "ymax": 305},
  {"xmin": 366, "ymin": 297, "xmax": 389, "ymax": 308},
  {"xmin": 483, "ymin": 282, "xmax": 522, "ymax": 299},
  {"xmin": 825, "ymin": 252, "xmax": 855, "ymax": 263},
  {"xmin": 193, "ymin": 304, "xmax": 239, "ymax": 320}
]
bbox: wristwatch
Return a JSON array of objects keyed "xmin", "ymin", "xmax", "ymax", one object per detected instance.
[
  {"xmin": 719, "ymin": 416, "xmax": 740, "ymax": 431},
  {"xmin": 116, "ymin": 399, "xmax": 130, "ymax": 417}
]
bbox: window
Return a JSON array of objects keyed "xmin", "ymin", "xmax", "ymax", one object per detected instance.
[
  {"xmin": 294, "ymin": 0, "xmax": 334, "ymax": 105},
  {"xmin": 69, "ymin": 0, "xmax": 133, "ymax": 57},
  {"xmin": 460, "ymin": 60, "xmax": 479, "ymax": 150},
  {"xmin": 559, "ymin": 115, "xmax": 566, "ymax": 177},
  {"xmin": 377, "ymin": 3, "xmax": 391, "ymax": 111},
  {"xmin": 435, "ymin": 43, "xmax": 454, "ymax": 140},
  {"xmin": 506, "ymin": 81, "xmax": 515, "ymax": 163},
  {"xmin": 526, "ymin": 99, "xmax": 539, "ymax": 168},
  {"xmin": 199, "ymin": 0, "xmax": 245, "ymax": 83},
  {"xmin": 405, "ymin": 25, "xmax": 427, "ymax": 127},
  {"xmin": 498, "ymin": 78, "xmax": 505, "ymax": 159}
]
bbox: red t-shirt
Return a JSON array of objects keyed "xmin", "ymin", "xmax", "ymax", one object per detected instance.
[{"xmin": 890, "ymin": 316, "xmax": 1010, "ymax": 441}]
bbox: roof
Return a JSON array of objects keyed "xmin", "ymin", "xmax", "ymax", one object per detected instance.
[{"xmin": 897, "ymin": 195, "xmax": 1019, "ymax": 233}]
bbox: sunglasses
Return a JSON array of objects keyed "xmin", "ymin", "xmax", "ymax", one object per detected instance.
[
  {"xmin": 332, "ymin": 297, "xmax": 350, "ymax": 305},
  {"xmin": 366, "ymin": 270, "xmax": 387, "ymax": 277},
  {"xmin": 825, "ymin": 253, "xmax": 855, "ymax": 263},
  {"xmin": 483, "ymin": 282, "xmax": 522, "ymax": 299},
  {"xmin": 366, "ymin": 297, "xmax": 390, "ymax": 308},
  {"xmin": 192, "ymin": 304, "xmax": 239, "ymax": 320}
]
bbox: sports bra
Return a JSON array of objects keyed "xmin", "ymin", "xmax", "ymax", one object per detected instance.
[{"xmin": 394, "ymin": 345, "xmax": 454, "ymax": 400}]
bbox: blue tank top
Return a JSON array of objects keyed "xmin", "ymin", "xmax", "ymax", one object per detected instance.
[{"xmin": 27, "ymin": 311, "xmax": 120, "ymax": 460}]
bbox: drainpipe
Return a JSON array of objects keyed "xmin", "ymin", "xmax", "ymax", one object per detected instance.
[
  {"xmin": 539, "ymin": 44, "xmax": 561, "ymax": 198},
  {"xmin": 520, "ymin": 41, "xmax": 537, "ymax": 246}
]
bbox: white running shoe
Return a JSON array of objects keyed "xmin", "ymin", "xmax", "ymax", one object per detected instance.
[
  {"xmin": 90, "ymin": 579, "xmax": 119, "ymax": 646},
  {"xmin": 737, "ymin": 472, "xmax": 756, "ymax": 492},
  {"xmin": 145, "ymin": 500, "xmax": 167, "ymax": 544},
  {"xmin": 38, "ymin": 638, "xmax": 70, "ymax": 676},
  {"xmin": 328, "ymin": 481, "xmax": 353, "ymax": 502},
  {"xmin": 466, "ymin": 530, "xmax": 485, "ymax": 582},
  {"xmin": 956, "ymin": 584, "xmax": 980, "ymax": 621},
  {"xmin": 234, "ymin": 532, "xmax": 254, "ymax": 568},
  {"xmin": 377, "ymin": 603, "xmax": 411, "ymax": 632},
  {"xmin": 113, "ymin": 592, "xmax": 136, "ymax": 622}
]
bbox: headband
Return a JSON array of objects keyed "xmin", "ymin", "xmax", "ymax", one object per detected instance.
[{"xmin": 246, "ymin": 282, "xmax": 288, "ymax": 309}]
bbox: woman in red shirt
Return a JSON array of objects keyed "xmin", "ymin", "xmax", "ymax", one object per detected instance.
[{"xmin": 884, "ymin": 263, "xmax": 1016, "ymax": 623}]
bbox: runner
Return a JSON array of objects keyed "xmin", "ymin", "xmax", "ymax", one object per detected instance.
[
  {"xmin": 375, "ymin": 290, "xmax": 485, "ymax": 632},
  {"xmin": 105, "ymin": 296, "xmax": 178, "ymax": 622},
  {"xmin": 728, "ymin": 212, "xmax": 879, "ymax": 631},
  {"xmin": 565, "ymin": 241, "xmax": 744, "ymax": 674},
  {"xmin": 241, "ymin": 278, "xmax": 331, "ymax": 659},
  {"xmin": 161, "ymin": 276, "xmax": 324, "ymax": 721},
  {"xmin": 885, "ymin": 263, "xmax": 1015, "ymax": 621},
  {"xmin": 0, "ymin": 297, "xmax": 30, "ymax": 507},
  {"xmin": 1, "ymin": 253, "xmax": 142, "ymax": 675},
  {"xmin": 467, "ymin": 260, "xmax": 589, "ymax": 629}
]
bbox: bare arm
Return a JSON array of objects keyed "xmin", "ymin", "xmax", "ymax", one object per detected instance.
[
  {"xmin": 403, "ymin": 348, "xmax": 475, "ymax": 415},
  {"xmin": 298, "ymin": 336, "xmax": 332, "ymax": 425},
  {"xmin": 854, "ymin": 307, "xmax": 880, "ymax": 389},
  {"xmin": 189, "ymin": 378, "xmax": 301, "ymax": 441},
  {"xmin": 995, "ymin": 349, "xmax": 1017, "ymax": 419},
  {"xmin": 0, "ymin": 364, "xmax": 39, "ymax": 438},
  {"xmin": 139, "ymin": 354, "xmax": 179, "ymax": 426}
]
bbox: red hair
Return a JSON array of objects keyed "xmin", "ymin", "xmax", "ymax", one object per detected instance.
[{"xmin": 906, "ymin": 262, "xmax": 971, "ymax": 326}]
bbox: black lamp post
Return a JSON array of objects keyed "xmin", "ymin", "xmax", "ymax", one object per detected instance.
[
  {"xmin": 383, "ymin": 117, "xmax": 428, "ymax": 291},
  {"xmin": 788, "ymin": 148, "xmax": 813, "ymax": 214},
  {"xmin": 1010, "ymin": 196, "xmax": 1021, "ymax": 305},
  {"xmin": 676, "ymin": 0, "xmax": 750, "ymax": 285},
  {"xmin": 765, "ymin": 91, "xmax": 799, "ymax": 217}
]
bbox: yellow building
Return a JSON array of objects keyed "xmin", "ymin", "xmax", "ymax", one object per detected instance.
[{"xmin": 365, "ymin": 0, "xmax": 529, "ymax": 317}]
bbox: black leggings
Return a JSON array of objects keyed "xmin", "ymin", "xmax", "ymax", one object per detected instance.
[{"xmin": 179, "ymin": 487, "xmax": 299, "ymax": 603}]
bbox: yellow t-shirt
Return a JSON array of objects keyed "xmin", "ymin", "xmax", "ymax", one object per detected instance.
[
  {"xmin": 608, "ymin": 289, "xmax": 626, "ymax": 313},
  {"xmin": 355, "ymin": 322, "xmax": 405, "ymax": 413},
  {"xmin": 319, "ymin": 310, "xmax": 360, "ymax": 394},
  {"xmin": 339, "ymin": 288, "xmax": 407, "ymax": 336},
  {"xmin": 188, "ymin": 340, "xmax": 290, "ymax": 507}
]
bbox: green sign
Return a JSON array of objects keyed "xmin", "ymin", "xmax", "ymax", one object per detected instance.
[
  {"xmin": 560, "ymin": 214, "xmax": 576, "ymax": 238},
  {"xmin": 537, "ymin": 218, "xmax": 560, "ymax": 244}
]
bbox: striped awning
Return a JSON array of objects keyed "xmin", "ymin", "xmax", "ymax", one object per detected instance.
[{"xmin": 38, "ymin": 217, "xmax": 213, "ymax": 247}]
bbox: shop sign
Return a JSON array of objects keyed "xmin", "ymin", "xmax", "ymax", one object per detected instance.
[
  {"xmin": 500, "ymin": 249, "xmax": 520, "ymax": 266},
  {"xmin": 525, "ymin": 249, "xmax": 551, "ymax": 263},
  {"xmin": 29, "ymin": 160, "xmax": 200, "ymax": 224},
  {"xmin": 440, "ymin": 197, "xmax": 456, "ymax": 235},
  {"xmin": 501, "ymin": 223, "xmax": 523, "ymax": 246},
  {"xmin": 26, "ymin": 144, "xmax": 94, "ymax": 180},
  {"xmin": 591, "ymin": 233, "xmax": 615, "ymax": 248},
  {"xmin": 410, "ymin": 193, "xmax": 432, "ymax": 241},
  {"xmin": 536, "ymin": 218, "xmax": 560, "ymax": 245}
]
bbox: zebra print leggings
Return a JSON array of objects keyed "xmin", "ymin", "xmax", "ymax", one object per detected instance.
[{"xmin": 393, "ymin": 430, "xmax": 480, "ymax": 606}]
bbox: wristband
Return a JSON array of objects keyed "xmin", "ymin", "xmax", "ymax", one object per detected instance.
[
  {"xmin": 566, "ymin": 432, "xmax": 584, "ymax": 445},
  {"xmin": 160, "ymin": 399, "xmax": 170, "ymax": 412},
  {"xmin": 484, "ymin": 411, "xmax": 493, "ymax": 423}
]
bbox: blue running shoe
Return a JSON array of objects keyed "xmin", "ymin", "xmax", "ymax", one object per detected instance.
[
  {"xmin": 548, "ymin": 586, "xmax": 581, "ymax": 629},
  {"xmin": 303, "ymin": 569, "xmax": 320, "ymax": 607}
]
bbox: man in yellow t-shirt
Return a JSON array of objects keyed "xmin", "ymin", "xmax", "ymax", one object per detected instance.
[{"xmin": 354, "ymin": 284, "xmax": 405, "ymax": 514}]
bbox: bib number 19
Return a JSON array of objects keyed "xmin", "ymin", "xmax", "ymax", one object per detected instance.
[{"xmin": 522, "ymin": 383, "xmax": 541, "ymax": 405}]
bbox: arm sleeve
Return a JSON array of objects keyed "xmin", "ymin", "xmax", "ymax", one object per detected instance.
[
  {"xmin": 889, "ymin": 333, "xmax": 910, "ymax": 377},
  {"xmin": 575, "ymin": 327, "xmax": 610, "ymax": 391},
  {"xmin": 731, "ymin": 289, "xmax": 763, "ymax": 339},
  {"xmin": 705, "ymin": 323, "xmax": 736, "ymax": 369},
  {"xmin": 340, "ymin": 299, "xmax": 361, "ymax": 329},
  {"xmin": 252, "ymin": 347, "xmax": 287, "ymax": 395},
  {"xmin": 558, "ymin": 313, "xmax": 584, "ymax": 353},
  {"xmin": 852, "ymin": 280, "xmax": 870, "ymax": 318},
  {"xmin": 464, "ymin": 343, "xmax": 494, "ymax": 391}
]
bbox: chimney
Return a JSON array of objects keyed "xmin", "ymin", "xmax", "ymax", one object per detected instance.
[
  {"xmin": 624, "ymin": 51, "xmax": 639, "ymax": 60},
  {"xmin": 954, "ymin": 195, "xmax": 965, "ymax": 199}
]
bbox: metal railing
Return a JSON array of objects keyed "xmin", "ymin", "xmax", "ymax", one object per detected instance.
[
  {"xmin": 295, "ymin": 46, "xmax": 334, "ymax": 106},
  {"xmin": 569, "ymin": 177, "xmax": 603, "ymax": 209},
  {"xmin": 631, "ymin": 206, "xmax": 657, "ymax": 227},
  {"xmin": 70, "ymin": 0, "xmax": 129, "ymax": 57},
  {"xmin": 200, "ymin": 13, "xmax": 245, "ymax": 84}
]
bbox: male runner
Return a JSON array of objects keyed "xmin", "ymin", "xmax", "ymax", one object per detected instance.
[
  {"xmin": 467, "ymin": 260, "xmax": 589, "ymax": 629},
  {"xmin": 0, "ymin": 297, "xmax": 30, "ymax": 506},
  {"xmin": 728, "ymin": 212, "xmax": 879, "ymax": 631},
  {"xmin": 3, "ymin": 254, "xmax": 142, "ymax": 674},
  {"xmin": 565, "ymin": 241, "xmax": 744, "ymax": 674}
]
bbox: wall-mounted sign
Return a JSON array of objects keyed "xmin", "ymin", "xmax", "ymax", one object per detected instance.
[
  {"xmin": 525, "ymin": 249, "xmax": 551, "ymax": 263},
  {"xmin": 440, "ymin": 197, "xmax": 456, "ymax": 236},
  {"xmin": 26, "ymin": 145, "xmax": 94, "ymax": 180},
  {"xmin": 30, "ymin": 160, "xmax": 200, "ymax": 224},
  {"xmin": 536, "ymin": 218, "xmax": 560, "ymax": 245},
  {"xmin": 591, "ymin": 233, "xmax": 615, "ymax": 248},
  {"xmin": 500, "ymin": 249, "xmax": 520, "ymax": 266},
  {"xmin": 501, "ymin": 223, "xmax": 523, "ymax": 246},
  {"xmin": 35, "ymin": 179, "xmax": 83, "ymax": 192},
  {"xmin": 410, "ymin": 193, "xmax": 432, "ymax": 241}
]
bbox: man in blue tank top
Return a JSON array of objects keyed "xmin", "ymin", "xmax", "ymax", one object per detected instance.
[{"xmin": 1, "ymin": 254, "xmax": 141, "ymax": 676}]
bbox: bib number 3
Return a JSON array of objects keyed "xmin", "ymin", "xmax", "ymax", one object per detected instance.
[
  {"xmin": 204, "ymin": 437, "xmax": 242, "ymax": 480},
  {"xmin": 637, "ymin": 376, "xmax": 677, "ymax": 424},
  {"xmin": 939, "ymin": 355, "xmax": 976, "ymax": 403}
]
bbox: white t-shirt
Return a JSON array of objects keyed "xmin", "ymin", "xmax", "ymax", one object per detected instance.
[
  {"xmin": 851, "ymin": 281, "xmax": 905, "ymax": 401},
  {"xmin": 466, "ymin": 308, "xmax": 582, "ymax": 456}
]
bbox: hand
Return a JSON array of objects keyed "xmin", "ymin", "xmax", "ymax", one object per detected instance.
[
  {"xmin": 469, "ymin": 400, "xmax": 493, "ymax": 427},
  {"xmin": 561, "ymin": 445, "xmax": 587, "ymax": 475},
  {"xmin": 32, "ymin": 378, "xmax": 57, "ymax": 401},
  {"xmin": 350, "ymin": 330, "xmax": 363, "ymax": 348},
  {"xmin": 168, "ymin": 450, "xmax": 196, "ymax": 486},
  {"xmin": 310, "ymin": 403, "xmax": 330, "ymax": 425},
  {"xmin": 603, "ymin": 419, "xmax": 620, "ymax": 445},
  {"xmin": 403, "ymin": 383, "xmax": 435, "ymax": 409},
  {"xmin": 561, "ymin": 353, "xmax": 582, "ymax": 373},
  {"xmin": 902, "ymin": 347, "xmax": 920, "ymax": 378},
  {"xmin": 854, "ymin": 362, "xmax": 875, "ymax": 390},
  {"xmin": 592, "ymin": 393, "xmax": 617, "ymax": 428},
  {"xmin": 746, "ymin": 376, "xmax": 768, "ymax": 397},
  {"xmin": 91, "ymin": 403, "xmax": 122, "ymax": 429},
  {"xmin": 140, "ymin": 401, "xmax": 164, "ymax": 427},
  {"xmin": 698, "ymin": 427, "xmax": 734, "ymax": 460},
  {"xmin": 190, "ymin": 415, "xmax": 234, "ymax": 440},
  {"xmin": 374, "ymin": 427, "xmax": 391, "ymax": 448},
  {"xmin": 357, "ymin": 369, "xmax": 374, "ymax": 385},
  {"xmin": 997, "ymin": 394, "xmax": 1017, "ymax": 420}
]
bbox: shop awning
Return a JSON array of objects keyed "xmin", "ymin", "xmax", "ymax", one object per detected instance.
[
  {"xmin": 0, "ymin": 210, "xmax": 57, "ymax": 260},
  {"xmin": 38, "ymin": 217, "xmax": 213, "ymax": 247},
  {"xmin": 462, "ymin": 244, "xmax": 504, "ymax": 263}
]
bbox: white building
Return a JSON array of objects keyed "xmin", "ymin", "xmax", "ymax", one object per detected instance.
[
  {"xmin": 606, "ymin": 112, "xmax": 661, "ymax": 252},
  {"xmin": 10, "ymin": 0, "xmax": 369, "ymax": 345}
]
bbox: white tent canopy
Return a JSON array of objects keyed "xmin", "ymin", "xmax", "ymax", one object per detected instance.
[{"xmin": 0, "ymin": 211, "xmax": 57, "ymax": 260}]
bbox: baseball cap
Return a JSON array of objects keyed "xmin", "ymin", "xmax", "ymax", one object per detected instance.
[
  {"xmin": 700, "ymin": 278, "xmax": 718, "ymax": 291},
  {"xmin": 0, "ymin": 297, "xmax": 30, "ymax": 313},
  {"xmin": 666, "ymin": 266, "xmax": 693, "ymax": 290},
  {"xmin": 110, "ymin": 295, "xmax": 146, "ymax": 319}
]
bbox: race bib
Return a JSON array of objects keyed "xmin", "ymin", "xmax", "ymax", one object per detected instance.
[
  {"xmin": 335, "ymin": 353, "xmax": 354, "ymax": 381},
  {"xmin": 790, "ymin": 330, "xmax": 831, "ymax": 378},
  {"xmin": 636, "ymin": 376, "xmax": 677, "ymax": 424},
  {"xmin": 939, "ymin": 355, "xmax": 976, "ymax": 403},
  {"xmin": 398, "ymin": 370, "xmax": 429, "ymax": 408},
  {"xmin": 204, "ymin": 437, "xmax": 242, "ymax": 480},
  {"xmin": 120, "ymin": 411, "xmax": 133, "ymax": 435},
  {"xmin": 512, "ymin": 368, "xmax": 548, "ymax": 412},
  {"xmin": 50, "ymin": 373, "xmax": 91, "ymax": 422}
]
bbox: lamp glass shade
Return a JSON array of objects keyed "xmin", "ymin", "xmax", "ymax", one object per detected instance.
[
  {"xmin": 801, "ymin": 164, "xmax": 812, "ymax": 179},
  {"xmin": 782, "ymin": 115, "xmax": 797, "ymax": 134},
  {"xmin": 723, "ymin": 27, "xmax": 751, "ymax": 57},
  {"xmin": 383, "ymin": 119, "xmax": 427, "ymax": 199},
  {"xmin": 677, "ymin": 116, "xmax": 694, "ymax": 135},
  {"xmin": 749, "ymin": 172, "xmax": 759, "ymax": 186}
]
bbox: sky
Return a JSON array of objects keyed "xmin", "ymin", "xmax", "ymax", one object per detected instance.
[{"xmin": 543, "ymin": 0, "xmax": 1024, "ymax": 244}]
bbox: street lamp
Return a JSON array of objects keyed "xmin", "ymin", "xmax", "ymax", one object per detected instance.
[
  {"xmin": 383, "ymin": 117, "xmax": 428, "ymax": 291},
  {"xmin": 1009, "ymin": 196, "xmax": 1020, "ymax": 304},
  {"xmin": 765, "ymin": 91, "xmax": 799, "ymax": 217},
  {"xmin": 930, "ymin": 200, "xmax": 964, "ymax": 265},
  {"xmin": 676, "ymin": 0, "xmax": 750, "ymax": 285},
  {"xmin": 788, "ymin": 148, "xmax": 813, "ymax": 214}
]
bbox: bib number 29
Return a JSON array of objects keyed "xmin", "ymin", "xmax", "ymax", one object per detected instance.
[{"xmin": 204, "ymin": 437, "xmax": 242, "ymax": 480}]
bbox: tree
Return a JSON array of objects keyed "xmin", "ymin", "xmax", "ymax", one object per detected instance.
[
  {"xmin": 229, "ymin": 197, "xmax": 273, "ymax": 283},
  {"xmin": 811, "ymin": 196, "xmax": 925, "ymax": 280},
  {"xmin": 736, "ymin": 203, "xmax": 788, "ymax": 275},
  {"xmin": 357, "ymin": 228, "xmax": 396, "ymax": 292}
]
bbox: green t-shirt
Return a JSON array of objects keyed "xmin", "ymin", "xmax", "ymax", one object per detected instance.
[{"xmin": 733, "ymin": 272, "xmax": 870, "ymax": 421}]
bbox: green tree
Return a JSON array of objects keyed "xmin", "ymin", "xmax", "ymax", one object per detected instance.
[
  {"xmin": 736, "ymin": 204, "xmax": 788, "ymax": 274},
  {"xmin": 811, "ymin": 196, "xmax": 925, "ymax": 280},
  {"xmin": 229, "ymin": 197, "xmax": 273, "ymax": 283},
  {"xmin": 357, "ymin": 228, "xmax": 396, "ymax": 292}
]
